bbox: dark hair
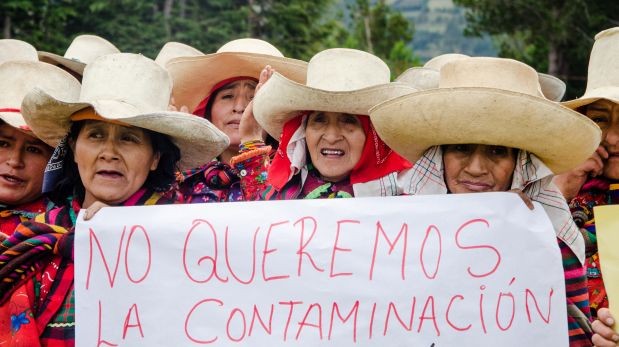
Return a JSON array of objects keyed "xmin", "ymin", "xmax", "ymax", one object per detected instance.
[{"xmin": 49, "ymin": 120, "xmax": 180, "ymax": 205}]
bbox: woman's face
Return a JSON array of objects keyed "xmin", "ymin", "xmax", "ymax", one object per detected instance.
[
  {"xmin": 443, "ymin": 144, "xmax": 517, "ymax": 193},
  {"xmin": 0, "ymin": 124, "xmax": 53, "ymax": 205},
  {"xmin": 586, "ymin": 100, "xmax": 619, "ymax": 180},
  {"xmin": 72, "ymin": 121, "xmax": 160, "ymax": 208},
  {"xmin": 305, "ymin": 112, "xmax": 366, "ymax": 182},
  {"xmin": 210, "ymin": 79, "xmax": 257, "ymax": 148}
]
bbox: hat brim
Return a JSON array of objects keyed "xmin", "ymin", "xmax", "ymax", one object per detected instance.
[
  {"xmin": 562, "ymin": 87, "xmax": 619, "ymax": 110},
  {"xmin": 253, "ymin": 72, "xmax": 418, "ymax": 139},
  {"xmin": 167, "ymin": 52, "xmax": 308, "ymax": 113},
  {"xmin": 369, "ymin": 87, "xmax": 601, "ymax": 174},
  {"xmin": 38, "ymin": 51, "xmax": 86, "ymax": 75},
  {"xmin": 22, "ymin": 88, "xmax": 229, "ymax": 170}
]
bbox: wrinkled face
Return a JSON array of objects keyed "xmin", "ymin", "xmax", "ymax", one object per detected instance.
[
  {"xmin": 443, "ymin": 144, "xmax": 517, "ymax": 193},
  {"xmin": 0, "ymin": 124, "xmax": 53, "ymax": 205},
  {"xmin": 586, "ymin": 100, "xmax": 619, "ymax": 180},
  {"xmin": 72, "ymin": 121, "xmax": 160, "ymax": 208},
  {"xmin": 210, "ymin": 79, "xmax": 257, "ymax": 148},
  {"xmin": 305, "ymin": 112, "xmax": 366, "ymax": 182}
]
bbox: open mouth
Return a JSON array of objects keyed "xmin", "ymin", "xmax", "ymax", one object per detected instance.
[
  {"xmin": 320, "ymin": 148, "xmax": 345, "ymax": 157},
  {"xmin": 96, "ymin": 170, "xmax": 124, "ymax": 179},
  {"xmin": 0, "ymin": 174, "xmax": 25, "ymax": 185}
]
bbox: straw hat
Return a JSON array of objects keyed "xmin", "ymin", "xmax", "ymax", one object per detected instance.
[
  {"xmin": 0, "ymin": 39, "xmax": 38, "ymax": 64},
  {"xmin": 370, "ymin": 57, "xmax": 601, "ymax": 174},
  {"xmin": 21, "ymin": 53, "xmax": 228, "ymax": 170},
  {"xmin": 38, "ymin": 35, "xmax": 120, "ymax": 75},
  {"xmin": 155, "ymin": 41, "xmax": 204, "ymax": 67},
  {"xmin": 397, "ymin": 53, "xmax": 567, "ymax": 101},
  {"xmin": 167, "ymin": 38, "xmax": 308, "ymax": 113},
  {"xmin": 253, "ymin": 48, "xmax": 418, "ymax": 139},
  {"xmin": 563, "ymin": 27, "xmax": 619, "ymax": 109},
  {"xmin": 0, "ymin": 61, "xmax": 80, "ymax": 131}
]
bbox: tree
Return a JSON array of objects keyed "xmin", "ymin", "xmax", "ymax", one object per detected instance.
[
  {"xmin": 348, "ymin": 0, "xmax": 420, "ymax": 77},
  {"xmin": 453, "ymin": 0, "xmax": 619, "ymax": 98}
]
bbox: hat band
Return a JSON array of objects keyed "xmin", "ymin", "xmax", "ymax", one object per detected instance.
[
  {"xmin": 0, "ymin": 108, "xmax": 20, "ymax": 113},
  {"xmin": 71, "ymin": 108, "xmax": 129, "ymax": 126}
]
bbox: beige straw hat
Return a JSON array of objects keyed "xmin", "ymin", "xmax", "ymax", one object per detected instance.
[
  {"xmin": 0, "ymin": 61, "xmax": 80, "ymax": 131},
  {"xmin": 0, "ymin": 39, "xmax": 38, "ymax": 64},
  {"xmin": 155, "ymin": 41, "xmax": 204, "ymax": 67},
  {"xmin": 397, "ymin": 53, "xmax": 567, "ymax": 101},
  {"xmin": 370, "ymin": 57, "xmax": 601, "ymax": 174},
  {"xmin": 563, "ymin": 27, "xmax": 619, "ymax": 109},
  {"xmin": 22, "ymin": 53, "xmax": 228, "ymax": 170},
  {"xmin": 38, "ymin": 34, "xmax": 120, "ymax": 75},
  {"xmin": 253, "ymin": 48, "xmax": 418, "ymax": 139},
  {"xmin": 166, "ymin": 38, "xmax": 308, "ymax": 113}
]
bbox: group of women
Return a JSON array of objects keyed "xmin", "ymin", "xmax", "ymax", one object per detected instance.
[{"xmin": 0, "ymin": 25, "xmax": 617, "ymax": 346}]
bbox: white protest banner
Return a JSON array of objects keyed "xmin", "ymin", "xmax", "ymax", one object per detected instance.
[{"xmin": 74, "ymin": 192, "xmax": 568, "ymax": 346}]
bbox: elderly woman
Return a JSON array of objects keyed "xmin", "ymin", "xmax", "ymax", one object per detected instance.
[
  {"xmin": 551, "ymin": 28, "xmax": 619, "ymax": 346},
  {"xmin": 230, "ymin": 48, "xmax": 417, "ymax": 200},
  {"xmin": 369, "ymin": 57, "xmax": 601, "ymax": 347},
  {"xmin": 0, "ymin": 53, "xmax": 227, "ymax": 346},
  {"xmin": 166, "ymin": 38, "xmax": 307, "ymax": 202},
  {"xmin": 0, "ymin": 59, "xmax": 80, "ymax": 239}
]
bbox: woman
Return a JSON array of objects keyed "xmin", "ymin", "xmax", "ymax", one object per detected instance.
[
  {"xmin": 551, "ymin": 27, "xmax": 619, "ymax": 346},
  {"xmin": 0, "ymin": 53, "xmax": 227, "ymax": 346},
  {"xmin": 0, "ymin": 59, "xmax": 81, "ymax": 239},
  {"xmin": 166, "ymin": 38, "xmax": 307, "ymax": 202},
  {"xmin": 231, "ymin": 48, "xmax": 417, "ymax": 200},
  {"xmin": 369, "ymin": 57, "xmax": 601, "ymax": 346}
]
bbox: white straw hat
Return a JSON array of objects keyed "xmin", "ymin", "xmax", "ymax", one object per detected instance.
[
  {"xmin": 22, "ymin": 53, "xmax": 228, "ymax": 170},
  {"xmin": 167, "ymin": 38, "xmax": 308, "ymax": 113},
  {"xmin": 0, "ymin": 61, "xmax": 80, "ymax": 131},
  {"xmin": 253, "ymin": 48, "xmax": 417, "ymax": 139},
  {"xmin": 370, "ymin": 57, "xmax": 601, "ymax": 174},
  {"xmin": 38, "ymin": 34, "xmax": 120, "ymax": 75},
  {"xmin": 155, "ymin": 41, "xmax": 204, "ymax": 67},
  {"xmin": 563, "ymin": 27, "xmax": 619, "ymax": 109},
  {"xmin": 0, "ymin": 39, "xmax": 38, "ymax": 64},
  {"xmin": 397, "ymin": 53, "xmax": 567, "ymax": 101}
]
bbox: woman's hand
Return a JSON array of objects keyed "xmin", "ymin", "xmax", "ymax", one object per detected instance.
[
  {"xmin": 508, "ymin": 189, "xmax": 534, "ymax": 210},
  {"xmin": 553, "ymin": 145, "xmax": 608, "ymax": 200},
  {"xmin": 592, "ymin": 308, "xmax": 619, "ymax": 346},
  {"xmin": 82, "ymin": 201, "xmax": 110, "ymax": 221},
  {"xmin": 239, "ymin": 65, "xmax": 274, "ymax": 144}
]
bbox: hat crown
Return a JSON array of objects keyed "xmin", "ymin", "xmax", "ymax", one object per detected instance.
[
  {"xmin": 155, "ymin": 42, "xmax": 204, "ymax": 67},
  {"xmin": 584, "ymin": 27, "xmax": 619, "ymax": 95},
  {"xmin": 440, "ymin": 57, "xmax": 545, "ymax": 97},
  {"xmin": 64, "ymin": 35, "xmax": 120, "ymax": 64},
  {"xmin": 80, "ymin": 53, "xmax": 172, "ymax": 113},
  {"xmin": 306, "ymin": 48, "xmax": 390, "ymax": 91},
  {"xmin": 424, "ymin": 53, "xmax": 469, "ymax": 71},
  {"xmin": 217, "ymin": 38, "xmax": 284, "ymax": 57},
  {"xmin": 0, "ymin": 61, "xmax": 80, "ymax": 108},
  {"xmin": 0, "ymin": 39, "xmax": 38, "ymax": 64}
]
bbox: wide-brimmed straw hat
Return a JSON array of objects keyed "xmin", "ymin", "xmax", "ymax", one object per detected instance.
[
  {"xmin": 370, "ymin": 57, "xmax": 601, "ymax": 174},
  {"xmin": 0, "ymin": 61, "xmax": 80, "ymax": 132},
  {"xmin": 155, "ymin": 41, "xmax": 204, "ymax": 67},
  {"xmin": 253, "ymin": 48, "xmax": 418, "ymax": 139},
  {"xmin": 0, "ymin": 39, "xmax": 38, "ymax": 64},
  {"xmin": 397, "ymin": 53, "xmax": 567, "ymax": 101},
  {"xmin": 22, "ymin": 53, "xmax": 229, "ymax": 170},
  {"xmin": 38, "ymin": 34, "xmax": 120, "ymax": 75},
  {"xmin": 166, "ymin": 38, "xmax": 308, "ymax": 113},
  {"xmin": 563, "ymin": 27, "xmax": 619, "ymax": 109}
]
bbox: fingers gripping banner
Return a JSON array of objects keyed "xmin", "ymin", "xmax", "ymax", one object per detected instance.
[{"xmin": 74, "ymin": 193, "xmax": 568, "ymax": 346}]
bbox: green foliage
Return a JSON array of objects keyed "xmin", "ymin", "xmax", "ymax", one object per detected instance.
[
  {"xmin": 347, "ymin": 0, "xmax": 420, "ymax": 77},
  {"xmin": 453, "ymin": 0, "xmax": 619, "ymax": 98}
]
